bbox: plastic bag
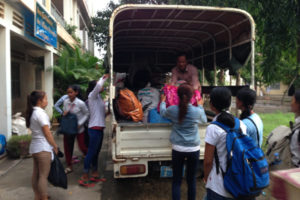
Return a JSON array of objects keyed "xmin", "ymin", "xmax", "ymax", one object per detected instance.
[
  {"xmin": 48, "ymin": 153, "xmax": 68, "ymax": 189},
  {"xmin": 138, "ymin": 86, "xmax": 160, "ymax": 122},
  {"xmin": 0, "ymin": 134, "xmax": 6, "ymax": 155},
  {"xmin": 12, "ymin": 113, "xmax": 28, "ymax": 135},
  {"xmin": 148, "ymin": 108, "xmax": 171, "ymax": 123}
]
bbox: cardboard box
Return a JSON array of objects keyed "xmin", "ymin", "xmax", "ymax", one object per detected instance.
[{"xmin": 270, "ymin": 168, "xmax": 300, "ymax": 200}]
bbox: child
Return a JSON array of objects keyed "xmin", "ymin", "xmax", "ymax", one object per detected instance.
[
  {"xmin": 160, "ymin": 83, "xmax": 207, "ymax": 200},
  {"xmin": 290, "ymin": 89, "xmax": 300, "ymax": 167},
  {"xmin": 236, "ymin": 88, "xmax": 263, "ymax": 147},
  {"xmin": 26, "ymin": 91, "xmax": 58, "ymax": 200},
  {"xmin": 79, "ymin": 74, "xmax": 109, "ymax": 187},
  {"xmin": 63, "ymin": 85, "xmax": 89, "ymax": 174},
  {"xmin": 204, "ymin": 87, "xmax": 246, "ymax": 200}
]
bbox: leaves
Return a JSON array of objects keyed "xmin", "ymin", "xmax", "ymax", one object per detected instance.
[{"xmin": 53, "ymin": 45, "xmax": 104, "ymax": 101}]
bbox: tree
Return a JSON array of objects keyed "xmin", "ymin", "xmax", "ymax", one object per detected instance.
[
  {"xmin": 53, "ymin": 45, "xmax": 105, "ymax": 101},
  {"xmin": 90, "ymin": 0, "xmax": 170, "ymax": 50}
]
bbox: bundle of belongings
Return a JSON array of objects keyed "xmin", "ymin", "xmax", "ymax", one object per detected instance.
[{"xmin": 114, "ymin": 71, "xmax": 202, "ymax": 124}]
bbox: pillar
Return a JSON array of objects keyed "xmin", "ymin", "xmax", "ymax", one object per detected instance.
[
  {"xmin": 44, "ymin": 51, "xmax": 54, "ymax": 118},
  {"xmin": 0, "ymin": 27, "xmax": 12, "ymax": 139}
]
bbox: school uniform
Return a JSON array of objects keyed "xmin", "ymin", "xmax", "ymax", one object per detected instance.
[
  {"xmin": 63, "ymin": 97, "xmax": 89, "ymax": 166},
  {"xmin": 205, "ymin": 113, "xmax": 247, "ymax": 199},
  {"xmin": 84, "ymin": 76, "xmax": 107, "ymax": 173}
]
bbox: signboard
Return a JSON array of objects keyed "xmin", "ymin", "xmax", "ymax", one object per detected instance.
[{"xmin": 34, "ymin": 2, "xmax": 57, "ymax": 48}]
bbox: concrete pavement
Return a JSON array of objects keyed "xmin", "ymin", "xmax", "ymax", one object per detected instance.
[{"xmin": 0, "ymin": 131, "xmax": 112, "ymax": 200}]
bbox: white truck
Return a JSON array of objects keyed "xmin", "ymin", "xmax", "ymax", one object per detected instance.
[{"xmin": 106, "ymin": 4, "xmax": 255, "ymax": 178}]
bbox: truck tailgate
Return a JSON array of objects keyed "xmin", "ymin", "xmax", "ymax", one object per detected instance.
[{"xmin": 115, "ymin": 123, "xmax": 207, "ymax": 159}]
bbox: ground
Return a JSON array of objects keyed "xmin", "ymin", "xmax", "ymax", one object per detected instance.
[{"xmin": 0, "ymin": 128, "xmax": 270, "ymax": 200}]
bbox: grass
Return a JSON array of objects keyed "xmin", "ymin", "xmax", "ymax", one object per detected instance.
[{"xmin": 258, "ymin": 112, "xmax": 294, "ymax": 150}]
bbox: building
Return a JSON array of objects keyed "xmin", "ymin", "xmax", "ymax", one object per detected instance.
[{"xmin": 0, "ymin": 0, "xmax": 95, "ymax": 139}]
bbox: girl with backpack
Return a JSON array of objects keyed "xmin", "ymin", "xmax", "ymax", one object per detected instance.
[
  {"xmin": 62, "ymin": 85, "xmax": 89, "ymax": 174},
  {"xmin": 290, "ymin": 89, "xmax": 300, "ymax": 167},
  {"xmin": 160, "ymin": 83, "xmax": 207, "ymax": 200},
  {"xmin": 203, "ymin": 87, "xmax": 247, "ymax": 200},
  {"xmin": 79, "ymin": 74, "xmax": 109, "ymax": 187},
  {"xmin": 236, "ymin": 88, "xmax": 263, "ymax": 147},
  {"xmin": 26, "ymin": 91, "xmax": 58, "ymax": 200}
]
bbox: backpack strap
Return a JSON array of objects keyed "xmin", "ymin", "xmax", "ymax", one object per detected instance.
[
  {"xmin": 246, "ymin": 117, "xmax": 260, "ymax": 147},
  {"xmin": 211, "ymin": 118, "xmax": 240, "ymax": 175}
]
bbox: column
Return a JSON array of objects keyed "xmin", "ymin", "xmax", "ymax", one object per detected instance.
[
  {"xmin": 0, "ymin": 27, "xmax": 12, "ymax": 139},
  {"xmin": 44, "ymin": 51, "xmax": 54, "ymax": 118}
]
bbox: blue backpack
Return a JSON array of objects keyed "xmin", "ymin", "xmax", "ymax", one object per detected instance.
[
  {"xmin": 212, "ymin": 118, "xmax": 269, "ymax": 199},
  {"xmin": 0, "ymin": 134, "xmax": 6, "ymax": 155}
]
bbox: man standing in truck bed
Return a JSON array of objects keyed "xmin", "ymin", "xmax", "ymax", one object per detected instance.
[{"xmin": 171, "ymin": 53, "xmax": 201, "ymax": 92}]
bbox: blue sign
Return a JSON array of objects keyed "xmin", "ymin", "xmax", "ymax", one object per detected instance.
[{"xmin": 34, "ymin": 3, "xmax": 57, "ymax": 48}]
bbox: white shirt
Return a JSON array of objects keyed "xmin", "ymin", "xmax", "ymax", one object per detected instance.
[
  {"xmin": 88, "ymin": 76, "xmax": 107, "ymax": 128},
  {"xmin": 29, "ymin": 107, "xmax": 53, "ymax": 159},
  {"xmin": 291, "ymin": 116, "xmax": 300, "ymax": 167},
  {"xmin": 63, "ymin": 97, "xmax": 89, "ymax": 133},
  {"xmin": 205, "ymin": 114, "xmax": 247, "ymax": 198}
]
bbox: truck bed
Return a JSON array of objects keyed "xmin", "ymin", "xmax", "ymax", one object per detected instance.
[{"xmin": 114, "ymin": 123, "xmax": 207, "ymax": 160}]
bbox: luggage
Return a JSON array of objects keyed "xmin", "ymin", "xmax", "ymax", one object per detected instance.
[
  {"xmin": 213, "ymin": 118, "xmax": 269, "ymax": 199},
  {"xmin": 48, "ymin": 153, "xmax": 68, "ymax": 189},
  {"xmin": 266, "ymin": 122, "xmax": 300, "ymax": 170},
  {"xmin": 0, "ymin": 134, "xmax": 6, "ymax": 155},
  {"xmin": 148, "ymin": 108, "xmax": 171, "ymax": 123},
  {"xmin": 157, "ymin": 84, "xmax": 201, "ymax": 112},
  {"xmin": 138, "ymin": 86, "xmax": 160, "ymax": 122},
  {"xmin": 117, "ymin": 88, "xmax": 143, "ymax": 122}
]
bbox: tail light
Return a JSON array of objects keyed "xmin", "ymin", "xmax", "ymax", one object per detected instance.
[{"xmin": 120, "ymin": 164, "xmax": 146, "ymax": 175}]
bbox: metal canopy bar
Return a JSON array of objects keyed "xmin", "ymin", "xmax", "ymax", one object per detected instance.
[
  {"xmin": 191, "ymin": 39, "xmax": 251, "ymax": 61},
  {"xmin": 114, "ymin": 35, "xmax": 200, "ymax": 44},
  {"xmin": 114, "ymin": 19, "xmax": 231, "ymax": 58},
  {"xmin": 182, "ymin": 10, "xmax": 205, "ymax": 29},
  {"xmin": 114, "ymin": 41, "xmax": 193, "ymax": 51},
  {"xmin": 115, "ymin": 45, "xmax": 181, "ymax": 52},
  {"xmin": 145, "ymin": 10, "xmax": 158, "ymax": 28}
]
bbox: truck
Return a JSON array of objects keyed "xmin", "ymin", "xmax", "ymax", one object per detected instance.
[{"xmin": 106, "ymin": 4, "xmax": 255, "ymax": 178}]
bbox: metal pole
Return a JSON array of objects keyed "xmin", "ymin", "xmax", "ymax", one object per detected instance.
[{"xmin": 251, "ymin": 39, "xmax": 255, "ymax": 89}]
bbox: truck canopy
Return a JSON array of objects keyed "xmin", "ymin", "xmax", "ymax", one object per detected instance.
[{"xmin": 109, "ymin": 4, "xmax": 255, "ymax": 77}]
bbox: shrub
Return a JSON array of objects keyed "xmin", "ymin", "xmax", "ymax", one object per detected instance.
[{"xmin": 6, "ymin": 135, "xmax": 32, "ymax": 158}]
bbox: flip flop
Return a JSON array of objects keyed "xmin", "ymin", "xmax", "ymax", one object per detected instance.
[
  {"xmin": 78, "ymin": 179, "xmax": 95, "ymax": 187},
  {"xmin": 90, "ymin": 176, "xmax": 107, "ymax": 182},
  {"xmin": 64, "ymin": 167, "xmax": 73, "ymax": 174},
  {"xmin": 72, "ymin": 156, "xmax": 78, "ymax": 160},
  {"xmin": 72, "ymin": 159, "xmax": 80, "ymax": 164}
]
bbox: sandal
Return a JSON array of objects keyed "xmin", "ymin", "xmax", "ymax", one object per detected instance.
[
  {"xmin": 64, "ymin": 167, "xmax": 73, "ymax": 174},
  {"xmin": 78, "ymin": 179, "xmax": 95, "ymax": 187},
  {"xmin": 72, "ymin": 159, "xmax": 80, "ymax": 164},
  {"xmin": 72, "ymin": 156, "xmax": 78, "ymax": 160},
  {"xmin": 90, "ymin": 176, "xmax": 107, "ymax": 182}
]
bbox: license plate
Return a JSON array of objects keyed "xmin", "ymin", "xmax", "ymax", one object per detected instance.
[
  {"xmin": 160, "ymin": 165, "xmax": 185, "ymax": 178},
  {"xmin": 160, "ymin": 166, "xmax": 173, "ymax": 178}
]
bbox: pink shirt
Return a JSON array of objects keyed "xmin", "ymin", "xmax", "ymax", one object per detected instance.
[{"xmin": 171, "ymin": 64, "xmax": 201, "ymax": 90}]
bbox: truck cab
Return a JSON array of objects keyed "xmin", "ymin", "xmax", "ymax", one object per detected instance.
[{"xmin": 106, "ymin": 4, "xmax": 255, "ymax": 178}]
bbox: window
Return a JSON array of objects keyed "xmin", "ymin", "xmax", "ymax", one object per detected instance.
[
  {"xmin": 42, "ymin": 0, "xmax": 46, "ymax": 6},
  {"xmin": 35, "ymin": 67, "xmax": 42, "ymax": 90},
  {"xmin": 11, "ymin": 62, "xmax": 21, "ymax": 99}
]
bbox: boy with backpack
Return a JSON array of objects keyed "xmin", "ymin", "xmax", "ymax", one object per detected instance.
[{"xmin": 204, "ymin": 87, "xmax": 269, "ymax": 200}]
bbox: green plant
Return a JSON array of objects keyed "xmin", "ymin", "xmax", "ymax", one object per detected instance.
[{"xmin": 6, "ymin": 135, "xmax": 32, "ymax": 158}]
